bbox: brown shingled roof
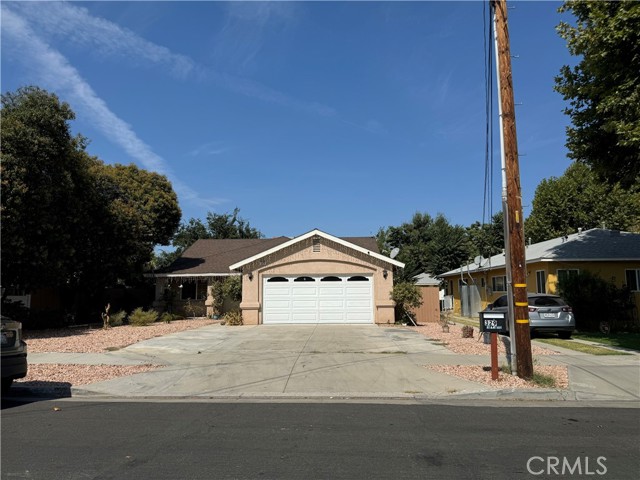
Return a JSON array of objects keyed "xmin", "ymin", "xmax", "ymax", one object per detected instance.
[{"xmin": 158, "ymin": 236, "xmax": 380, "ymax": 276}]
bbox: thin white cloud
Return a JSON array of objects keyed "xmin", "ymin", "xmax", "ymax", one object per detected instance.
[
  {"xmin": 8, "ymin": 1, "xmax": 339, "ymax": 120},
  {"xmin": 212, "ymin": 2, "xmax": 297, "ymax": 73},
  {"xmin": 8, "ymin": 1, "xmax": 198, "ymax": 80},
  {"xmin": 188, "ymin": 142, "xmax": 231, "ymax": 157},
  {"xmin": 2, "ymin": 6, "xmax": 224, "ymax": 211}
]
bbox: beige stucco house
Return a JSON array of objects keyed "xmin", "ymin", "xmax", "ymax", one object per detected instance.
[{"xmin": 152, "ymin": 229, "xmax": 404, "ymax": 325}]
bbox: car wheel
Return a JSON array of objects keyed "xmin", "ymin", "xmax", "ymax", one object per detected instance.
[{"xmin": 557, "ymin": 331, "xmax": 572, "ymax": 340}]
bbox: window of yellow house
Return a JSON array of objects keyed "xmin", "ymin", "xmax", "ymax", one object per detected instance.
[
  {"xmin": 536, "ymin": 271, "xmax": 546, "ymax": 294},
  {"xmin": 491, "ymin": 275, "xmax": 507, "ymax": 292},
  {"xmin": 557, "ymin": 269, "xmax": 579, "ymax": 284},
  {"xmin": 626, "ymin": 269, "xmax": 640, "ymax": 291}
]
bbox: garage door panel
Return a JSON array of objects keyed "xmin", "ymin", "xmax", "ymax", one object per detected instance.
[
  {"xmin": 319, "ymin": 299, "xmax": 344, "ymax": 308},
  {"xmin": 318, "ymin": 312, "xmax": 346, "ymax": 322},
  {"xmin": 346, "ymin": 311, "xmax": 372, "ymax": 321},
  {"xmin": 266, "ymin": 299, "xmax": 291, "ymax": 309},
  {"xmin": 346, "ymin": 299, "xmax": 371, "ymax": 309},
  {"xmin": 291, "ymin": 300, "xmax": 317, "ymax": 309},
  {"xmin": 291, "ymin": 313, "xmax": 318, "ymax": 323},
  {"xmin": 265, "ymin": 312, "xmax": 291, "ymax": 323},
  {"xmin": 346, "ymin": 285, "xmax": 370, "ymax": 295},
  {"xmin": 319, "ymin": 286, "xmax": 344, "ymax": 296}
]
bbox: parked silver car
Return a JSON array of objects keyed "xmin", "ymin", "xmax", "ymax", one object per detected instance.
[
  {"xmin": 485, "ymin": 293, "xmax": 575, "ymax": 339},
  {"xmin": 1, "ymin": 315, "xmax": 28, "ymax": 392}
]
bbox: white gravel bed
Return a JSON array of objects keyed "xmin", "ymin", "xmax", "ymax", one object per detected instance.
[
  {"xmin": 407, "ymin": 322, "xmax": 569, "ymax": 389},
  {"xmin": 24, "ymin": 318, "xmax": 216, "ymax": 353},
  {"xmin": 17, "ymin": 318, "xmax": 215, "ymax": 388}
]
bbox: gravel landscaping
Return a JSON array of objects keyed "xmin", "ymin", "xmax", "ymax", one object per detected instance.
[
  {"xmin": 410, "ymin": 321, "xmax": 569, "ymax": 390},
  {"xmin": 16, "ymin": 317, "xmax": 569, "ymax": 390},
  {"xmin": 16, "ymin": 318, "xmax": 215, "ymax": 387}
]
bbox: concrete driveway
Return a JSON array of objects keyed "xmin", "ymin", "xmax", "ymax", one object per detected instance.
[{"xmin": 70, "ymin": 324, "xmax": 493, "ymax": 398}]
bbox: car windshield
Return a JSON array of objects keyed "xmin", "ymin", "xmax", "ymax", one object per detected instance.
[{"xmin": 530, "ymin": 296, "xmax": 566, "ymax": 307}]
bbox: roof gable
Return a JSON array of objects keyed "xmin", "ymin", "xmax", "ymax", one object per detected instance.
[{"xmin": 229, "ymin": 229, "xmax": 404, "ymax": 271}]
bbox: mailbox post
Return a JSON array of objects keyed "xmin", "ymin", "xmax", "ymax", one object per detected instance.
[{"xmin": 479, "ymin": 312, "xmax": 508, "ymax": 380}]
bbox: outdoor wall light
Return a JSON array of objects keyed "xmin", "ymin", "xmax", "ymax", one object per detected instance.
[
  {"xmin": 383, "ymin": 269, "xmax": 388, "ymax": 279},
  {"xmin": 248, "ymin": 272, "xmax": 254, "ymax": 281}
]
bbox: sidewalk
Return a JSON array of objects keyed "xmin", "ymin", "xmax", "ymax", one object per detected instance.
[{"xmin": 7, "ymin": 324, "xmax": 640, "ymax": 404}]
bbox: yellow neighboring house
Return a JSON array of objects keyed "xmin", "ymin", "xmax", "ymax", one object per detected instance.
[{"xmin": 439, "ymin": 228, "xmax": 640, "ymax": 319}]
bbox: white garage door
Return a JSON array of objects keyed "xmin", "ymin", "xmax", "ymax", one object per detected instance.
[{"xmin": 262, "ymin": 275, "xmax": 374, "ymax": 324}]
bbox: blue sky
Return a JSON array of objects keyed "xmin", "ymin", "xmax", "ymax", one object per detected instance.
[{"xmin": 2, "ymin": 1, "xmax": 576, "ymax": 240}]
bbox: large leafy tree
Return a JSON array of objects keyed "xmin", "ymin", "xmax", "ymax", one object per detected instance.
[
  {"xmin": 1, "ymin": 86, "xmax": 89, "ymax": 290},
  {"xmin": 155, "ymin": 208, "xmax": 263, "ymax": 269},
  {"xmin": 81, "ymin": 161, "xmax": 181, "ymax": 287},
  {"xmin": 555, "ymin": 1, "xmax": 640, "ymax": 188},
  {"xmin": 466, "ymin": 211, "xmax": 504, "ymax": 260},
  {"xmin": 377, "ymin": 212, "xmax": 470, "ymax": 281},
  {"xmin": 1, "ymin": 86, "xmax": 181, "ymax": 297},
  {"xmin": 525, "ymin": 162, "xmax": 640, "ymax": 243}
]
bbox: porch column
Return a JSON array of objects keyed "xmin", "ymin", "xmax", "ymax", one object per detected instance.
[
  {"xmin": 152, "ymin": 277, "xmax": 168, "ymax": 310},
  {"xmin": 205, "ymin": 283, "xmax": 214, "ymax": 317}
]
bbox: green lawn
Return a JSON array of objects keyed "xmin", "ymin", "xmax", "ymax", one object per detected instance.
[
  {"xmin": 573, "ymin": 332, "xmax": 640, "ymax": 352},
  {"xmin": 536, "ymin": 338, "xmax": 631, "ymax": 355}
]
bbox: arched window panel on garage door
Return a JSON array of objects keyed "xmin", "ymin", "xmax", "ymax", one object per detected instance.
[
  {"xmin": 347, "ymin": 276, "xmax": 369, "ymax": 282},
  {"xmin": 267, "ymin": 277, "xmax": 289, "ymax": 282},
  {"xmin": 320, "ymin": 276, "xmax": 342, "ymax": 282},
  {"xmin": 294, "ymin": 276, "xmax": 316, "ymax": 282}
]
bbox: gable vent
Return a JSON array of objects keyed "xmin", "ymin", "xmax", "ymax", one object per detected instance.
[{"xmin": 312, "ymin": 237, "xmax": 321, "ymax": 252}]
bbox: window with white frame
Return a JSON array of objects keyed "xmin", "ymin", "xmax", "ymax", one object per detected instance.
[
  {"xmin": 626, "ymin": 269, "xmax": 640, "ymax": 291},
  {"xmin": 492, "ymin": 275, "xmax": 507, "ymax": 292},
  {"xmin": 536, "ymin": 270, "xmax": 546, "ymax": 294},
  {"xmin": 557, "ymin": 269, "xmax": 579, "ymax": 284}
]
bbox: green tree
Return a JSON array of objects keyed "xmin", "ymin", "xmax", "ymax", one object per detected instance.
[
  {"xmin": 525, "ymin": 162, "xmax": 640, "ymax": 243},
  {"xmin": 377, "ymin": 212, "xmax": 471, "ymax": 280},
  {"xmin": 466, "ymin": 212, "xmax": 504, "ymax": 260},
  {"xmin": 555, "ymin": 0, "xmax": 640, "ymax": 188},
  {"xmin": 1, "ymin": 86, "xmax": 89, "ymax": 291},
  {"xmin": 1, "ymin": 86, "xmax": 181, "ymax": 301},
  {"xmin": 205, "ymin": 207, "xmax": 262, "ymax": 239},
  {"xmin": 82, "ymin": 160, "xmax": 181, "ymax": 287},
  {"xmin": 155, "ymin": 208, "xmax": 263, "ymax": 269},
  {"xmin": 390, "ymin": 281, "xmax": 423, "ymax": 323}
]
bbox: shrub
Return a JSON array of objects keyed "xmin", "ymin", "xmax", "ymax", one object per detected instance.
[
  {"xmin": 128, "ymin": 307, "xmax": 158, "ymax": 326},
  {"xmin": 160, "ymin": 312, "xmax": 174, "ymax": 324},
  {"xmin": 391, "ymin": 281, "xmax": 423, "ymax": 323},
  {"xmin": 461, "ymin": 325, "xmax": 474, "ymax": 338},
  {"xmin": 210, "ymin": 280, "xmax": 224, "ymax": 315},
  {"xmin": 109, "ymin": 310, "xmax": 126, "ymax": 327},
  {"xmin": 557, "ymin": 271, "xmax": 632, "ymax": 332},
  {"xmin": 223, "ymin": 310, "xmax": 243, "ymax": 326},
  {"xmin": 222, "ymin": 276, "xmax": 242, "ymax": 302}
]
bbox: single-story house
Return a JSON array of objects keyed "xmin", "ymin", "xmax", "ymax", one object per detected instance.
[
  {"xmin": 411, "ymin": 273, "xmax": 441, "ymax": 323},
  {"xmin": 151, "ymin": 229, "xmax": 404, "ymax": 325},
  {"xmin": 439, "ymin": 228, "xmax": 640, "ymax": 319}
]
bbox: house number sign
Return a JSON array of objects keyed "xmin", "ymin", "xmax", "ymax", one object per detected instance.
[{"xmin": 479, "ymin": 312, "xmax": 508, "ymax": 334}]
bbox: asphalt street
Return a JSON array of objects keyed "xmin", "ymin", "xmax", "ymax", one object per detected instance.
[{"xmin": 2, "ymin": 400, "xmax": 639, "ymax": 479}]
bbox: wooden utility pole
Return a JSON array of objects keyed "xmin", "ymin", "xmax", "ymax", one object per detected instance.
[{"xmin": 492, "ymin": 0, "xmax": 533, "ymax": 379}]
